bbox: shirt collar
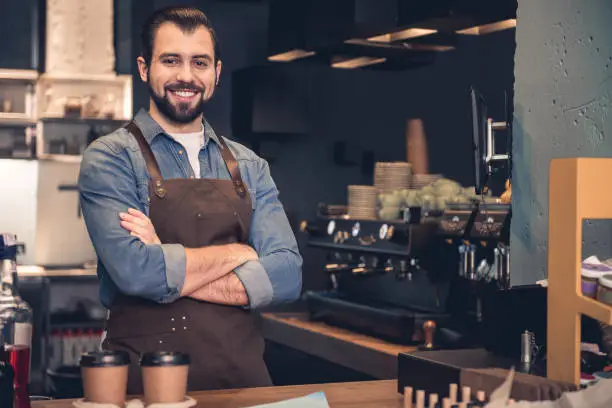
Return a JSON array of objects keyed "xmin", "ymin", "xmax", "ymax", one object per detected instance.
[{"xmin": 132, "ymin": 108, "xmax": 222, "ymax": 147}]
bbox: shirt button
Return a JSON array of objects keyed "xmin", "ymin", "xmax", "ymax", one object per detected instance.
[{"xmin": 178, "ymin": 150, "xmax": 184, "ymax": 155}]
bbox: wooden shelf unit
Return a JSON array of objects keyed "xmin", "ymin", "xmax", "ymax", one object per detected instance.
[{"xmin": 547, "ymin": 157, "xmax": 612, "ymax": 385}]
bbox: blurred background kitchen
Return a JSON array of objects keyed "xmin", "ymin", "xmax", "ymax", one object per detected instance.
[{"xmin": 2, "ymin": 0, "xmax": 612, "ymax": 401}]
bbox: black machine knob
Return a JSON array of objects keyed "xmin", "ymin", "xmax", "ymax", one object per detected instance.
[
  {"xmin": 299, "ymin": 220, "xmax": 326, "ymax": 237},
  {"xmin": 380, "ymin": 225, "xmax": 410, "ymax": 245}
]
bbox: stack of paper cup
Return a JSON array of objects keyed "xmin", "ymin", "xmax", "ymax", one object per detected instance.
[
  {"xmin": 374, "ymin": 162, "xmax": 412, "ymax": 193},
  {"xmin": 347, "ymin": 185, "xmax": 378, "ymax": 220}
]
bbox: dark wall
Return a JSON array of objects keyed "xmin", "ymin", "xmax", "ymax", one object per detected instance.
[
  {"xmin": 511, "ymin": 0, "xmax": 612, "ymax": 285},
  {"xmin": 0, "ymin": 0, "xmax": 516, "ymax": 294},
  {"xmin": 128, "ymin": 1, "xmax": 516, "ymax": 293}
]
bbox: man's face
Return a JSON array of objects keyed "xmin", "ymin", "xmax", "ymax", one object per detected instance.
[{"xmin": 138, "ymin": 22, "xmax": 221, "ymax": 124}]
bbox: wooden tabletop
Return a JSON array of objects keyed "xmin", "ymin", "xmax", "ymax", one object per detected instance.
[
  {"xmin": 260, "ymin": 312, "xmax": 417, "ymax": 379},
  {"xmin": 33, "ymin": 380, "xmax": 404, "ymax": 408}
]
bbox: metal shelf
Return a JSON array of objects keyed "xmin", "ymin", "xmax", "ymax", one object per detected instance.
[{"xmin": 308, "ymin": 240, "xmax": 410, "ymax": 257}]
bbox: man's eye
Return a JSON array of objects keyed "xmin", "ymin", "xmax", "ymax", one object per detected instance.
[
  {"xmin": 163, "ymin": 58, "xmax": 179, "ymax": 65},
  {"xmin": 193, "ymin": 60, "xmax": 208, "ymax": 68}
]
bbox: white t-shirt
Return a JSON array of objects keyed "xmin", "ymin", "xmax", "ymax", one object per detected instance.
[{"xmin": 168, "ymin": 129, "xmax": 205, "ymax": 178}]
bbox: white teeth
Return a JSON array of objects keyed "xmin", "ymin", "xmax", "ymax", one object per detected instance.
[{"xmin": 174, "ymin": 90, "xmax": 196, "ymax": 97}]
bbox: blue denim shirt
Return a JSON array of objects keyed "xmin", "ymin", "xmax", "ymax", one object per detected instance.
[{"xmin": 78, "ymin": 109, "xmax": 302, "ymax": 309}]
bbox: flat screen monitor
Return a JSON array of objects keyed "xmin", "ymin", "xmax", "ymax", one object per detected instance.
[{"xmin": 470, "ymin": 86, "xmax": 489, "ymax": 195}]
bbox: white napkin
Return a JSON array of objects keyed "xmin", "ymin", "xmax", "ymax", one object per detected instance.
[
  {"xmin": 245, "ymin": 392, "xmax": 330, "ymax": 408},
  {"xmin": 483, "ymin": 369, "xmax": 612, "ymax": 408}
]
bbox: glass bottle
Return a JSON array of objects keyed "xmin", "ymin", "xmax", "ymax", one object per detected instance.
[{"xmin": 0, "ymin": 233, "xmax": 33, "ymax": 408}]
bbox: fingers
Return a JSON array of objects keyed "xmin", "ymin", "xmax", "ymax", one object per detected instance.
[
  {"xmin": 120, "ymin": 221, "xmax": 149, "ymax": 237},
  {"xmin": 119, "ymin": 209, "xmax": 160, "ymax": 245},
  {"xmin": 121, "ymin": 221, "xmax": 157, "ymax": 244},
  {"xmin": 130, "ymin": 231, "xmax": 154, "ymax": 245},
  {"xmin": 127, "ymin": 208, "xmax": 147, "ymax": 219},
  {"xmin": 119, "ymin": 211, "xmax": 149, "ymax": 228}
]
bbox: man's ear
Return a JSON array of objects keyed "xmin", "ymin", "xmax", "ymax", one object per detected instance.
[
  {"xmin": 137, "ymin": 56, "xmax": 148, "ymax": 83},
  {"xmin": 215, "ymin": 60, "xmax": 222, "ymax": 86}
]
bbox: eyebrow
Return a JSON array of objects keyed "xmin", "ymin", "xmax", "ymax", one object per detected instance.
[
  {"xmin": 158, "ymin": 53, "xmax": 212, "ymax": 61},
  {"xmin": 192, "ymin": 54, "xmax": 213, "ymax": 62}
]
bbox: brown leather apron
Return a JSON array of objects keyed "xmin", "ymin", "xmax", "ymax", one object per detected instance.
[{"xmin": 102, "ymin": 121, "xmax": 272, "ymax": 394}]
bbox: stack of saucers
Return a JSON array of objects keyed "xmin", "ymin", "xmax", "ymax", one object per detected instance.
[
  {"xmin": 410, "ymin": 173, "xmax": 442, "ymax": 189},
  {"xmin": 347, "ymin": 185, "xmax": 378, "ymax": 219},
  {"xmin": 374, "ymin": 162, "xmax": 412, "ymax": 193}
]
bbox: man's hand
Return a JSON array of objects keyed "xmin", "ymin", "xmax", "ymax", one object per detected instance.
[
  {"xmin": 119, "ymin": 207, "xmax": 258, "ymax": 299},
  {"xmin": 182, "ymin": 244, "xmax": 257, "ymax": 296},
  {"xmin": 189, "ymin": 272, "xmax": 248, "ymax": 306},
  {"xmin": 119, "ymin": 208, "xmax": 161, "ymax": 245}
]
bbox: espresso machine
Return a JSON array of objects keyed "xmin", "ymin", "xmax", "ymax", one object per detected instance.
[{"xmin": 299, "ymin": 86, "xmax": 515, "ymax": 351}]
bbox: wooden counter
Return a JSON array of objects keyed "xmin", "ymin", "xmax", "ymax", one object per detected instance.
[
  {"xmin": 261, "ymin": 312, "xmax": 417, "ymax": 379},
  {"xmin": 33, "ymin": 380, "xmax": 403, "ymax": 408}
]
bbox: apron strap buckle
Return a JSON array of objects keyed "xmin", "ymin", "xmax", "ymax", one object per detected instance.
[
  {"xmin": 155, "ymin": 180, "xmax": 167, "ymax": 198},
  {"xmin": 233, "ymin": 180, "xmax": 246, "ymax": 197}
]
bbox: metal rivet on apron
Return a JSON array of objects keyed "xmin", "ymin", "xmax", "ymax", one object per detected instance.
[
  {"xmin": 178, "ymin": 150, "xmax": 183, "ymax": 155},
  {"xmin": 147, "ymin": 197, "xmax": 150, "ymax": 202},
  {"xmin": 159, "ymin": 340, "xmax": 163, "ymax": 344},
  {"xmin": 233, "ymin": 212, "xmax": 238, "ymax": 217},
  {"xmin": 171, "ymin": 318, "xmax": 175, "ymax": 321},
  {"xmin": 155, "ymin": 187, "xmax": 166, "ymax": 198},
  {"xmin": 172, "ymin": 327, "xmax": 176, "ymax": 331},
  {"xmin": 182, "ymin": 316, "xmax": 186, "ymax": 320},
  {"xmin": 196, "ymin": 213, "xmax": 202, "ymax": 218},
  {"xmin": 183, "ymin": 326, "xmax": 187, "ymax": 330}
]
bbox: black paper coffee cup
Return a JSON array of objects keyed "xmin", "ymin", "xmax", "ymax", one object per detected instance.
[
  {"xmin": 80, "ymin": 351, "xmax": 130, "ymax": 405},
  {"xmin": 140, "ymin": 351, "xmax": 190, "ymax": 404},
  {"xmin": 140, "ymin": 351, "xmax": 190, "ymax": 367},
  {"xmin": 80, "ymin": 351, "xmax": 131, "ymax": 367}
]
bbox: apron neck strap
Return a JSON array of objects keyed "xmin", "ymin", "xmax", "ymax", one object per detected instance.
[
  {"xmin": 217, "ymin": 137, "xmax": 247, "ymax": 198},
  {"xmin": 125, "ymin": 122, "xmax": 167, "ymax": 198},
  {"xmin": 125, "ymin": 121, "xmax": 247, "ymax": 199}
]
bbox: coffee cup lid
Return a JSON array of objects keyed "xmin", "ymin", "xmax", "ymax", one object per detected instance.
[
  {"xmin": 140, "ymin": 351, "xmax": 190, "ymax": 367},
  {"xmin": 80, "ymin": 351, "xmax": 130, "ymax": 367}
]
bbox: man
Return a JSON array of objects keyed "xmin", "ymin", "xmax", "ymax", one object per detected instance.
[{"xmin": 78, "ymin": 6, "xmax": 302, "ymax": 393}]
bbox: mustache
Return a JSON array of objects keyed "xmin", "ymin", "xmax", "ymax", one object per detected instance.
[{"xmin": 165, "ymin": 82, "xmax": 205, "ymax": 93}]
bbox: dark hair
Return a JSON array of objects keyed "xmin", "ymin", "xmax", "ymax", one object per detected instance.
[{"xmin": 141, "ymin": 6, "xmax": 222, "ymax": 65}]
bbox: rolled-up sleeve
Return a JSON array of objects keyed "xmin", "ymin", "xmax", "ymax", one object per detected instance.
[
  {"xmin": 235, "ymin": 158, "xmax": 302, "ymax": 309},
  {"xmin": 79, "ymin": 140, "xmax": 185, "ymax": 303}
]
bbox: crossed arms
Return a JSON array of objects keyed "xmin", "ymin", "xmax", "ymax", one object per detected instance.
[{"xmin": 78, "ymin": 138, "xmax": 302, "ymax": 309}]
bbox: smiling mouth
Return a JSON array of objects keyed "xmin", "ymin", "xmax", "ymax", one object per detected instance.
[{"xmin": 168, "ymin": 88, "xmax": 202, "ymax": 102}]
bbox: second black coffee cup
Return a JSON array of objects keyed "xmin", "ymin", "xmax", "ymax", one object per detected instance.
[{"xmin": 140, "ymin": 351, "xmax": 190, "ymax": 405}]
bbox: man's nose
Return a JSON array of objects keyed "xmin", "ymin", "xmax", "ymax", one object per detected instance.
[{"xmin": 176, "ymin": 63, "xmax": 195, "ymax": 82}]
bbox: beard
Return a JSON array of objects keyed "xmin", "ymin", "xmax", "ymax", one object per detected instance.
[{"xmin": 147, "ymin": 80, "xmax": 208, "ymax": 124}]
